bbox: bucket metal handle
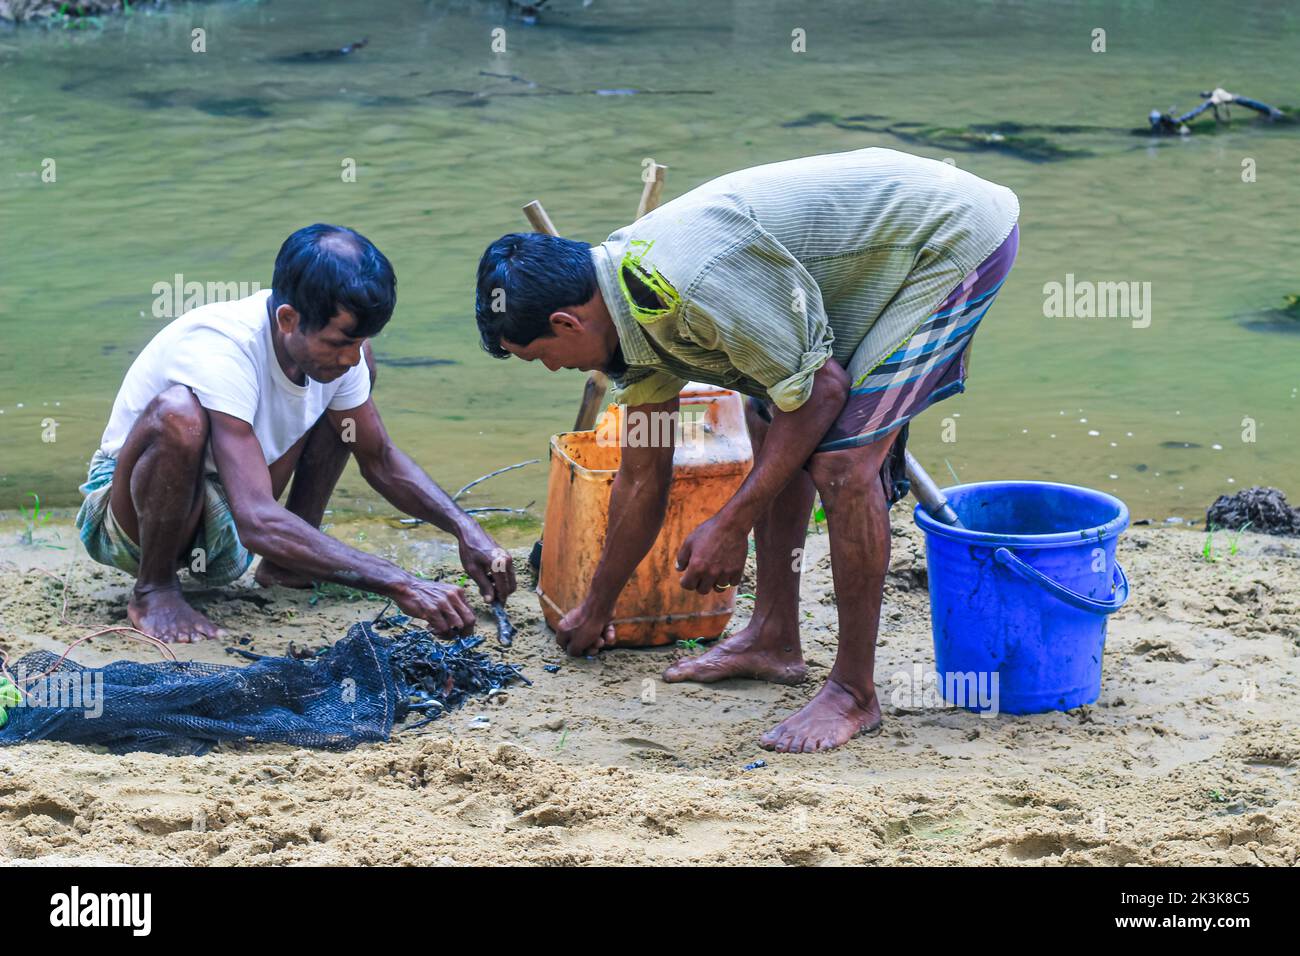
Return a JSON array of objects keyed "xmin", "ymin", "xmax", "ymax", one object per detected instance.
[{"xmin": 993, "ymin": 547, "xmax": 1129, "ymax": 615}]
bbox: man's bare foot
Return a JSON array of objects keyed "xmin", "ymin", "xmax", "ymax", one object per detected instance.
[
  {"xmin": 759, "ymin": 679, "xmax": 881, "ymax": 753},
  {"xmin": 254, "ymin": 559, "xmax": 314, "ymax": 590},
  {"xmin": 128, "ymin": 585, "xmax": 224, "ymax": 643},
  {"xmin": 662, "ymin": 619, "xmax": 807, "ymax": 685}
]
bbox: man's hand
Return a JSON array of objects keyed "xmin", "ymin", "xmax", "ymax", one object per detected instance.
[
  {"xmin": 674, "ymin": 362, "xmax": 849, "ymax": 597},
  {"xmin": 677, "ymin": 514, "xmax": 749, "ymax": 594},
  {"xmin": 556, "ymin": 603, "xmax": 617, "ymax": 657},
  {"xmin": 555, "ymin": 397, "xmax": 677, "ymax": 655},
  {"xmin": 458, "ymin": 530, "xmax": 517, "ymax": 603},
  {"xmin": 392, "ymin": 576, "xmax": 476, "ymax": 637}
]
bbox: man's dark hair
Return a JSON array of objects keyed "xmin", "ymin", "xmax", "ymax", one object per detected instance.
[
  {"xmin": 475, "ymin": 233, "xmax": 598, "ymax": 358},
  {"xmin": 271, "ymin": 223, "xmax": 396, "ymax": 337}
]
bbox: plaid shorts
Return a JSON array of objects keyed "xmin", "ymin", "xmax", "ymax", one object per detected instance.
[
  {"xmin": 815, "ymin": 223, "xmax": 1019, "ymax": 452},
  {"xmin": 75, "ymin": 450, "xmax": 254, "ymax": 587}
]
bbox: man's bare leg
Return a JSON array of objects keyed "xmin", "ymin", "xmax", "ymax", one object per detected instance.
[
  {"xmin": 252, "ymin": 416, "xmax": 352, "ymax": 588},
  {"xmin": 108, "ymin": 385, "xmax": 222, "ymax": 643},
  {"xmin": 255, "ymin": 346, "xmax": 374, "ymax": 588},
  {"xmin": 759, "ymin": 431, "xmax": 897, "ymax": 753},
  {"xmin": 663, "ymin": 400, "xmax": 813, "ymax": 685}
]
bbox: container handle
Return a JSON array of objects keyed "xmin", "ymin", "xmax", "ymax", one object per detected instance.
[{"xmin": 993, "ymin": 547, "xmax": 1129, "ymax": 615}]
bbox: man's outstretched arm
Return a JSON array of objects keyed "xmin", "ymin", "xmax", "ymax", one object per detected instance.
[
  {"xmin": 207, "ymin": 409, "xmax": 478, "ymax": 636},
  {"xmin": 329, "ymin": 398, "xmax": 516, "ymax": 602},
  {"xmin": 558, "ymin": 395, "xmax": 678, "ymax": 656},
  {"xmin": 677, "ymin": 360, "xmax": 849, "ymax": 593}
]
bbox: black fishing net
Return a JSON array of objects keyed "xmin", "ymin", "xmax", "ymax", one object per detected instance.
[{"xmin": 0, "ymin": 618, "xmax": 528, "ymax": 756}]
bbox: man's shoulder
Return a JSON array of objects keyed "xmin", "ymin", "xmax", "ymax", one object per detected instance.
[
  {"xmin": 154, "ymin": 291, "xmax": 269, "ymax": 359},
  {"xmin": 179, "ymin": 289, "xmax": 269, "ymax": 334},
  {"xmin": 611, "ymin": 198, "xmax": 761, "ymax": 308}
]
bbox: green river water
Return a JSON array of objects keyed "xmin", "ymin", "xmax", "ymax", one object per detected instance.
[{"xmin": 2, "ymin": 0, "xmax": 1297, "ymax": 536}]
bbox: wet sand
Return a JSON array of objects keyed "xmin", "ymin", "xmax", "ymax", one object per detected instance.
[{"xmin": 1, "ymin": 516, "xmax": 1297, "ymax": 865}]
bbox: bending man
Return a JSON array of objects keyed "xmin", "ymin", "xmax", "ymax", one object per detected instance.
[{"xmin": 475, "ymin": 148, "xmax": 1018, "ymax": 752}]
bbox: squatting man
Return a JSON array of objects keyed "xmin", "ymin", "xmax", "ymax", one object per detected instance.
[
  {"xmin": 476, "ymin": 147, "xmax": 1019, "ymax": 752},
  {"xmin": 78, "ymin": 224, "xmax": 517, "ymax": 643}
]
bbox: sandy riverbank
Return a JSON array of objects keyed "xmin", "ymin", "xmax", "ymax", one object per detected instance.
[{"xmin": 0, "ymin": 515, "xmax": 1297, "ymax": 865}]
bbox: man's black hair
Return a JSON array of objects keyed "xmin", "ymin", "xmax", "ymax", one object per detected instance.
[
  {"xmin": 271, "ymin": 223, "xmax": 396, "ymax": 337},
  {"xmin": 475, "ymin": 232, "xmax": 598, "ymax": 358}
]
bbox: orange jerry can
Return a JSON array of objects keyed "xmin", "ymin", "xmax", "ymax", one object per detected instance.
[{"xmin": 537, "ymin": 383, "xmax": 753, "ymax": 647}]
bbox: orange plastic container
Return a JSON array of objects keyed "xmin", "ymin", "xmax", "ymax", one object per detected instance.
[{"xmin": 537, "ymin": 384, "xmax": 753, "ymax": 647}]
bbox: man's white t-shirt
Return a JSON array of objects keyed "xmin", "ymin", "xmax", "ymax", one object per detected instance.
[{"xmin": 99, "ymin": 290, "xmax": 371, "ymax": 472}]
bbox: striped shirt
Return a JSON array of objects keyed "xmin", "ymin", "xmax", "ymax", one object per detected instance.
[{"xmin": 592, "ymin": 148, "xmax": 1019, "ymax": 411}]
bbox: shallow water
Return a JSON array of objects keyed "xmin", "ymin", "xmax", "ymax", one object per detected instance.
[{"xmin": 2, "ymin": 0, "xmax": 1298, "ymax": 528}]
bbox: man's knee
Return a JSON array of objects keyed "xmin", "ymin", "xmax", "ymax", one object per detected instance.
[
  {"xmin": 144, "ymin": 386, "xmax": 208, "ymax": 454},
  {"xmin": 808, "ymin": 437, "xmax": 894, "ymax": 501},
  {"xmin": 808, "ymin": 448, "xmax": 858, "ymax": 497}
]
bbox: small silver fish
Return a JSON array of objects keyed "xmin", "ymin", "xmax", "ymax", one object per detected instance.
[{"xmin": 491, "ymin": 602, "xmax": 517, "ymax": 647}]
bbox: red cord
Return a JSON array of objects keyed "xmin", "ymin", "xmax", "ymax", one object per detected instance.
[{"xmin": 0, "ymin": 562, "xmax": 179, "ymax": 698}]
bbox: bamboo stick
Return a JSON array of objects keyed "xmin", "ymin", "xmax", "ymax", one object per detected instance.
[{"xmin": 635, "ymin": 163, "xmax": 668, "ymax": 219}]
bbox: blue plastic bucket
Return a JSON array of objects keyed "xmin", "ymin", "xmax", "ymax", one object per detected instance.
[{"xmin": 913, "ymin": 481, "xmax": 1130, "ymax": 715}]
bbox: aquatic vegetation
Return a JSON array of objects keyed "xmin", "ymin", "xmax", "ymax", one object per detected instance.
[
  {"xmin": 424, "ymin": 73, "xmax": 713, "ymax": 103},
  {"xmin": 899, "ymin": 125, "xmax": 1091, "ymax": 162},
  {"xmin": 49, "ymin": 3, "xmax": 108, "ymax": 30},
  {"xmin": 782, "ymin": 111, "xmax": 854, "ymax": 128},
  {"xmin": 194, "ymin": 98, "xmax": 273, "ymax": 119},
  {"xmin": 1237, "ymin": 299, "xmax": 1300, "ymax": 334},
  {"xmin": 783, "ymin": 113, "xmax": 1095, "ymax": 162},
  {"xmin": 272, "ymin": 37, "xmax": 369, "ymax": 64},
  {"xmin": 1, "ymin": 0, "xmax": 137, "ymax": 25},
  {"xmin": 372, "ymin": 356, "xmax": 459, "ymax": 368},
  {"xmin": 794, "ymin": 105, "xmax": 1294, "ymax": 159}
]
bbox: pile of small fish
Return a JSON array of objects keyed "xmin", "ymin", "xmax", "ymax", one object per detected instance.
[{"xmin": 369, "ymin": 616, "xmax": 528, "ymax": 729}]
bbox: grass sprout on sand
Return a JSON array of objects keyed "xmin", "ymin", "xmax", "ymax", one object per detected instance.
[
  {"xmin": 308, "ymin": 581, "xmax": 383, "ymax": 606},
  {"xmin": 1201, "ymin": 522, "xmax": 1253, "ymax": 563},
  {"xmin": 17, "ymin": 493, "xmax": 65, "ymax": 550}
]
